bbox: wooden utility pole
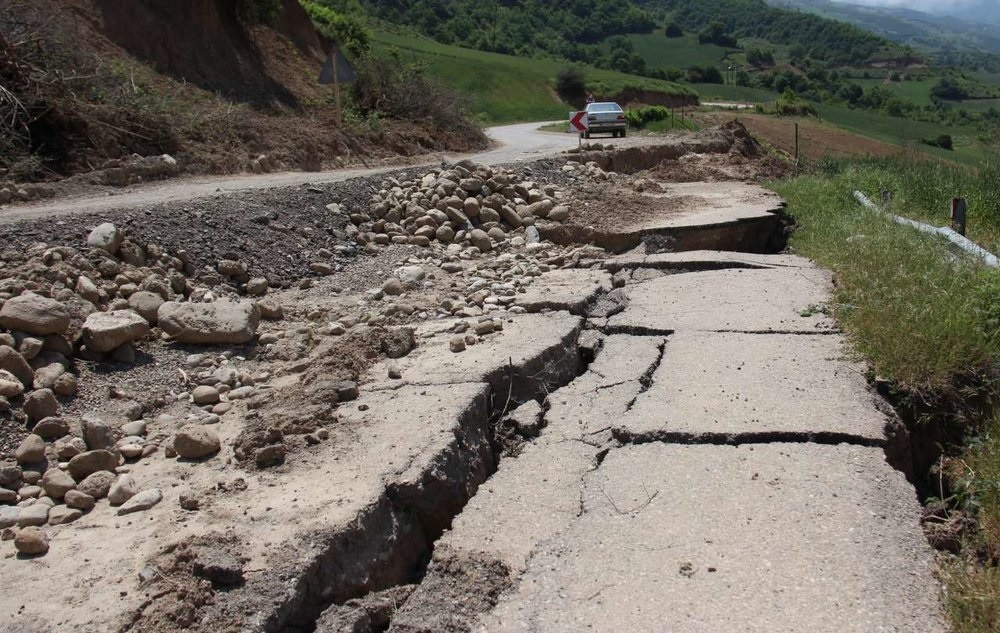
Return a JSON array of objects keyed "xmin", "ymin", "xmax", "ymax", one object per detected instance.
[{"xmin": 794, "ymin": 122, "xmax": 800, "ymax": 162}]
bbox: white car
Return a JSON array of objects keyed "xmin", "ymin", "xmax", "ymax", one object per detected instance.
[{"xmin": 582, "ymin": 102, "xmax": 628, "ymax": 139}]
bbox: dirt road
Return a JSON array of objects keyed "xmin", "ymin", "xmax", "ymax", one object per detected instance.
[{"xmin": 1, "ymin": 122, "xmax": 643, "ymax": 224}]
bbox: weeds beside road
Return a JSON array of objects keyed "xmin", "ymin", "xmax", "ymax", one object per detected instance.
[{"xmin": 774, "ymin": 156, "xmax": 1000, "ymax": 632}]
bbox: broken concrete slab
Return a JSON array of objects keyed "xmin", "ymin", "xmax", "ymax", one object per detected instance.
[
  {"xmin": 604, "ymin": 248, "xmax": 814, "ymax": 273},
  {"xmin": 513, "ymin": 269, "xmax": 612, "ymax": 315},
  {"xmin": 603, "ymin": 267, "xmax": 835, "ymax": 333},
  {"xmin": 364, "ymin": 313, "xmax": 583, "ymax": 398},
  {"xmin": 617, "ymin": 331, "xmax": 890, "ymax": 444},
  {"xmin": 484, "ymin": 443, "xmax": 946, "ymax": 633},
  {"xmin": 388, "ymin": 335, "xmax": 665, "ymax": 630}
]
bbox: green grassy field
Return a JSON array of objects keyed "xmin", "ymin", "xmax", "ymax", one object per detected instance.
[
  {"xmin": 852, "ymin": 77, "xmax": 940, "ymax": 106},
  {"xmin": 815, "ymin": 103, "xmax": 987, "ymax": 165},
  {"xmin": 371, "ymin": 29, "xmax": 694, "ymax": 124},
  {"xmin": 693, "ymin": 83, "xmax": 779, "ymax": 102},
  {"xmin": 626, "ymin": 33, "xmax": 732, "ymax": 70}
]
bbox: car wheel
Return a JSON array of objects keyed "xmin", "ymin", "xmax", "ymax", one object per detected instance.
[{"xmin": 621, "ymin": 129, "xmax": 627, "ymax": 138}]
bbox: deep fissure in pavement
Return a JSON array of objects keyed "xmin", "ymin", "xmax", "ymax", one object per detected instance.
[{"xmin": 276, "ymin": 327, "xmax": 596, "ymax": 633}]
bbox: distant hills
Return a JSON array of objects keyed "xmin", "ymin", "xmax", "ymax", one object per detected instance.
[{"xmin": 771, "ymin": 0, "xmax": 1000, "ymax": 66}]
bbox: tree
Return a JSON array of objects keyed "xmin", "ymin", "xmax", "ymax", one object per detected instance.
[
  {"xmin": 555, "ymin": 66, "xmax": 587, "ymax": 103},
  {"xmin": 698, "ymin": 21, "xmax": 736, "ymax": 47},
  {"xmin": 664, "ymin": 22, "xmax": 683, "ymax": 37},
  {"xmin": 931, "ymin": 77, "xmax": 970, "ymax": 101}
]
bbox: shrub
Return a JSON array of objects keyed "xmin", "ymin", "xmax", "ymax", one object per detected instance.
[
  {"xmin": 921, "ymin": 134, "xmax": 954, "ymax": 150},
  {"xmin": 351, "ymin": 57, "xmax": 481, "ymax": 141},
  {"xmin": 664, "ymin": 22, "xmax": 683, "ymax": 37},
  {"xmin": 301, "ymin": 0, "xmax": 370, "ymax": 58},
  {"xmin": 555, "ymin": 66, "xmax": 587, "ymax": 103},
  {"xmin": 686, "ymin": 65, "xmax": 723, "ymax": 84},
  {"xmin": 625, "ymin": 105, "xmax": 671, "ymax": 129}
]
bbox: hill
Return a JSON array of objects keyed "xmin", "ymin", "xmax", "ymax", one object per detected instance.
[
  {"xmin": 371, "ymin": 27, "xmax": 696, "ymax": 124},
  {"xmin": 771, "ymin": 0, "xmax": 1000, "ymax": 70},
  {"xmin": 635, "ymin": 0, "xmax": 917, "ymax": 66}
]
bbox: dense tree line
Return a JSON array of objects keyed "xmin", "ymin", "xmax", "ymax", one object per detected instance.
[
  {"xmin": 635, "ymin": 0, "xmax": 911, "ymax": 65},
  {"xmin": 357, "ymin": 0, "xmax": 655, "ymax": 58}
]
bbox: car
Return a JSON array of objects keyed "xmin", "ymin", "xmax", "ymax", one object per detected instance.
[{"xmin": 581, "ymin": 102, "xmax": 628, "ymax": 139}]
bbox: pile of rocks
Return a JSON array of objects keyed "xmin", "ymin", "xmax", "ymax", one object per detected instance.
[
  {"xmin": 351, "ymin": 160, "xmax": 573, "ymax": 252},
  {"xmin": 1, "ymin": 414, "xmax": 164, "ymax": 555},
  {"xmin": 0, "ymin": 221, "xmax": 282, "ymax": 424}
]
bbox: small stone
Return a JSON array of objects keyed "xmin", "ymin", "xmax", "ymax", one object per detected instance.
[
  {"xmin": 82, "ymin": 310, "xmax": 150, "ymax": 353},
  {"xmin": 121, "ymin": 420, "xmax": 147, "ymax": 437},
  {"xmin": 40, "ymin": 468, "xmax": 76, "ymax": 498},
  {"xmin": 212, "ymin": 402, "xmax": 232, "ymax": 415},
  {"xmin": 450, "ymin": 336, "xmax": 466, "ymax": 353},
  {"xmin": 0, "ymin": 489, "xmax": 16, "ymax": 503},
  {"xmin": 246, "ymin": 278, "xmax": 269, "ymax": 296},
  {"xmin": 18, "ymin": 337, "xmax": 43, "ymax": 360},
  {"xmin": 32, "ymin": 416, "xmax": 69, "ymax": 440},
  {"xmin": 76, "ymin": 471, "xmax": 116, "ymax": 499},
  {"xmin": 174, "ymin": 425, "xmax": 221, "ymax": 459},
  {"xmin": 128, "ymin": 291, "xmax": 164, "ymax": 324},
  {"xmin": 382, "ymin": 278, "xmax": 404, "ymax": 296},
  {"xmin": 52, "ymin": 373, "xmax": 78, "ymax": 397},
  {"xmin": 0, "ymin": 461, "xmax": 22, "ymax": 485},
  {"xmin": 116, "ymin": 488, "xmax": 162, "ymax": 515},
  {"xmin": 474, "ymin": 320, "xmax": 495, "ymax": 336},
  {"xmin": 64, "ymin": 489, "xmax": 96, "ymax": 511},
  {"xmin": 82, "ymin": 415, "xmax": 116, "ymax": 451},
  {"xmin": 48, "ymin": 505, "xmax": 83, "ymax": 525},
  {"xmin": 15, "ymin": 434, "xmax": 46, "ymax": 465},
  {"xmin": 17, "ymin": 503, "xmax": 49, "ymax": 527},
  {"xmin": 14, "ymin": 526, "xmax": 49, "ymax": 555},
  {"xmin": 254, "ymin": 444, "xmax": 285, "ymax": 468},
  {"xmin": 470, "ymin": 229, "xmax": 492, "ymax": 252},
  {"xmin": 55, "ymin": 436, "xmax": 87, "ymax": 461},
  {"xmin": 67, "ymin": 450, "xmax": 118, "ymax": 481},
  {"xmin": 23, "ymin": 389, "xmax": 58, "ymax": 422},
  {"xmin": 108, "ymin": 474, "xmax": 139, "ymax": 506},
  {"xmin": 191, "ymin": 385, "xmax": 221, "ymax": 405},
  {"xmin": 388, "ymin": 364, "xmax": 402, "ymax": 380},
  {"xmin": 0, "ymin": 506, "xmax": 20, "ymax": 528},
  {"xmin": 179, "ymin": 493, "xmax": 200, "ymax": 511},
  {"xmin": 87, "ymin": 222, "xmax": 124, "ymax": 254}
]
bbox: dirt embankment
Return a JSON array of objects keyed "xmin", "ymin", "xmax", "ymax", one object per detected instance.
[{"xmin": 0, "ymin": 0, "xmax": 487, "ymax": 193}]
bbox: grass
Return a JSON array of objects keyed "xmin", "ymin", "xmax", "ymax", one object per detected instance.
[
  {"xmin": 815, "ymin": 103, "xmax": 988, "ymax": 166},
  {"xmin": 772, "ymin": 158, "xmax": 1000, "ymax": 391},
  {"xmin": 942, "ymin": 409, "xmax": 1000, "ymax": 633},
  {"xmin": 370, "ymin": 28, "xmax": 695, "ymax": 124}
]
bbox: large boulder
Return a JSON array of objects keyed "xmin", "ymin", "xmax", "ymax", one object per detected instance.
[
  {"xmin": 86, "ymin": 223, "xmax": 124, "ymax": 254},
  {"xmin": 0, "ymin": 293, "xmax": 70, "ymax": 335},
  {"xmin": 158, "ymin": 301, "xmax": 260, "ymax": 345},
  {"xmin": 82, "ymin": 310, "xmax": 150, "ymax": 353}
]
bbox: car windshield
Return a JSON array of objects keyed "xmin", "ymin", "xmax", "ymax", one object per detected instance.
[{"xmin": 588, "ymin": 103, "xmax": 622, "ymax": 113}]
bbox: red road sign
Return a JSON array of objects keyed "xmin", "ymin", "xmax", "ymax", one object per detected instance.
[{"xmin": 569, "ymin": 111, "xmax": 589, "ymax": 132}]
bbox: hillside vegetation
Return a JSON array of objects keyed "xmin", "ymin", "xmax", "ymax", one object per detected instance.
[
  {"xmin": 0, "ymin": 0, "xmax": 486, "ymax": 184},
  {"xmin": 637, "ymin": 0, "xmax": 913, "ymax": 65}
]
